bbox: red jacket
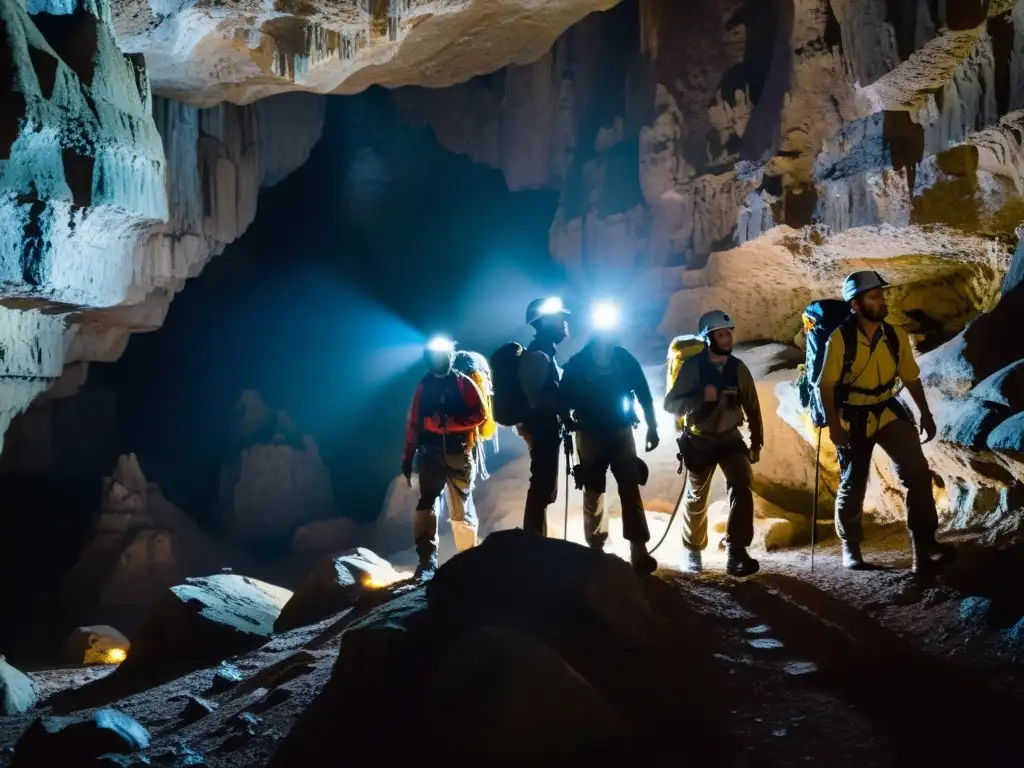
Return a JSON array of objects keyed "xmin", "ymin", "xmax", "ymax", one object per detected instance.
[{"xmin": 403, "ymin": 373, "xmax": 487, "ymax": 462}]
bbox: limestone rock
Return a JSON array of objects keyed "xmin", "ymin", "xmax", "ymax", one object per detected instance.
[
  {"xmin": 0, "ymin": 655, "xmax": 36, "ymax": 716},
  {"xmin": 275, "ymin": 548, "xmax": 399, "ymax": 633},
  {"xmin": 12, "ymin": 708, "xmax": 149, "ymax": 768},
  {"xmin": 290, "ymin": 517, "xmax": 361, "ymax": 557},
  {"xmin": 428, "ymin": 625, "xmax": 634, "ymax": 763},
  {"xmin": 61, "ymin": 455, "xmax": 221, "ymax": 635},
  {"xmin": 107, "ymin": 0, "xmax": 618, "ymax": 106},
  {"xmin": 218, "ymin": 393, "xmax": 337, "ymax": 547},
  {"xmin": 426, "ymin": 530, "xmax": 653, "ymax": 644},
  {"xmin": 657, "ymin": 225, "xmax": 1008, "ymax": 345},
  {"xmin": 708, "ymin": 497, "xmax": 812, "ymax": 552},
  {"xmin": 60, "ymin": 625, "xmax": 131, "ymax": 666},
  {"xmin": 119, "ymin": 574, "xmax": 291, "ymax": 678},
  {"xmin": 0, "ymin": 4, "xmax": 325, "ymax": 456}
]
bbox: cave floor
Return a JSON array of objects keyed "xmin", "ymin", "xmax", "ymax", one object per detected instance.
[{"xmin": 2, "ymin": 528, "xmax": 1022, "ymax": 767}]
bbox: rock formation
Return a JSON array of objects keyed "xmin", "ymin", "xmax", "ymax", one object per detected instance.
[
  {"xmin": 61, "ymin": 454, "xmax": 221, "ymax": 635},
  {"xmin": 0, "ymin": 1, "xmax": 326, "ymax": 455},
  {"xmin": 217, "ymin": 391, "xmax": 337, "ymax": 547}
]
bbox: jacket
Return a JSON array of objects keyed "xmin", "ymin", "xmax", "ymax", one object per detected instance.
[
  {"xmin": 518, "ymin": 338, "xmax": 562, "ymax": 422},
  {"xmin": 560, "ymin": 344, "xmax": 656, "ymax": 433},
  {"xmin": 403, "ymin": 372, "xmax": 487, "ymax": 461},
  {"xmin": 663, "ymin": 351, "xmax": 763, "ymax": 448}
]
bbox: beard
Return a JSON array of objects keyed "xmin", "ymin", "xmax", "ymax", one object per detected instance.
[
  {"xmin": 861, "ymin": 304, "xmax": 889, "ymax": 322},
  {"xmin": 709, "ymin": 338, "xmax": 732, "ymax": 356}
]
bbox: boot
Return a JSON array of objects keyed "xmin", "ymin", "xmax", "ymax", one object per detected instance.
[
  {"xmin": 629, "ymin": 542, "xmax": 658, "ymax": 576},
  {"xmin": 911, "ymin": 532, "xmax": 955, "ymax": 574},
  {"xmin": 414, "ymin": 553, "xmax": 438, "ymax": 582},
  {"xmin": 682, "ymin": 549, "xmax": 703, "ymax": 573},
  {"xmin": 726, "ymin": 545, "xmax": 759, "ymax": 577},
  {"xmin": 842, "ymin": 541, "xmax": 867, "ymax": 570}
]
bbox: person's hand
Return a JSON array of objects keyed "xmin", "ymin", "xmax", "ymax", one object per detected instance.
[
  {"xmin": 703, "ymin": 385, "xmax": 718, "ymax": 403},
  {"xmin": 749, "ymin": 445, "xmax": 761, "ymax": 465},
  {"xmin": 919, "ymin": 411, "xmax": 937, "ymax": 444},
  {"xmin": 401, "ymin": 458, "xmax": 413, "ymax": 487},
  {"xmin": 829, "ymin": 423, "xmax": 850, "ymax": 447},
  {"xmin": 645, "ymin": 427, "xmax": 660, "ymax": 453}
]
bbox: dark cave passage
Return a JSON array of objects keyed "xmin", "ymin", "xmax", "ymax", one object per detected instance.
[{"xmin": 0, "ymin": 87, "xmax": 561, "ymax": 656}]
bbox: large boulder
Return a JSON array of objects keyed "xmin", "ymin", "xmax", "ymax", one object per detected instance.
[
  {"xmin": 0, "ymin": 655, "xmax": 36, "ymax": 715},
  {"xmin": 426, "ymin": 530, "xmax": 653, "ymax": 644},
  {"xmin": 218, "ymin": 392, "xmax": 337, "ymax": 547},
  {"xmin": 428, "ymin": 625, "xmax": 635, "ymax": 764},
  {"xmin": 60, "ymin": 625, "xmax": 131, "ymax": 666},
  {"xmin": 12, "ymin": 709, "xmax": 149, "ymax": 768},
  {"xmin": 61, "ymin": 454, "xmax": 222, "ymax": 636},
  {"xmin": 120, "ymin": 574, "xmax": 291, "ymax": 677},
  {"xmin": 275, "ymin": 548, "xmax": 403, "ymax": 633}
]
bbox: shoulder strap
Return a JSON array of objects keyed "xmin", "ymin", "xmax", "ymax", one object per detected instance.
[
  {"xmin": 839, "ymin": 320, "xmax": 858, "ymax": 384},
  {"xmin": 722, "ymin": 355, "xmax": 740, "ymax": 388},
  {"xmin": 882, "ymin": 322, "xmax": 900, "ymax": 367}
]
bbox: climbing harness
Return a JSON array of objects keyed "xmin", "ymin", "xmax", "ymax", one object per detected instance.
[
  {"xmin": 649, "ymin": 437, "xmax": 689, "ymax": 555},
  {"xmin": 811, "ymin": 426, "xmax": 822, "ymax": 573}
]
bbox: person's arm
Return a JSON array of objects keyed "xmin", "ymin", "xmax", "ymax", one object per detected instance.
[
  {"xmin": 624, "ymin": 351, "xmax": 657, "ymax": 430},
  {"xmin": 519, "ymin": 350, "xmax": 558, "ymax": 410},
  {"xmin": 664, "ymin": 358, "xmax": 712, "ymax": 418},
  {"xmin": 737, "ymin": 361, "xmax": 763, "ymax": 449},
  {"xmin": 402, "ymin": 382, "xmax": 423, "ymax": 463},
  {"xmin": 895, "ymin": 328, "xmax": 935, "ymax": 442},
  {"xmin": 815, "ymin": 331, "xmax": 846, "ymax": 441}
]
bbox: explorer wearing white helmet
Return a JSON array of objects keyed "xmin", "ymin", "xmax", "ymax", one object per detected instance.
[
  {"xmin": 815, "ymin": 270, "xmax": 954, "ymax": 573},
  {"xmin": 664, "ymin": 308, "xmax": 764, "ymax": 577}
]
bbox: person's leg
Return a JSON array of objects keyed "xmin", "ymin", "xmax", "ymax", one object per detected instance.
[
  {"xmin": 576, "ymin": 430, "xmax": 610, "ymax": 549},
  {"xmin": 414, "ymin": 450, "xmax": 446, "ymax": 578},
  {"xmin": 834, "ymin": 436, "xmax": 874, "ymax": 568},
  {"xmin": 608, "ymin": 428, "xmax": 656, "ymax": 575},
  {"xmin": 875, "ymin": 418, "xmax": 954, "ymax": 572},
  {"xmin": 523, "ymin": 420, "xmax": 560, "ymax": 537},
  {"xmin": 718, "ymin": 450, "xmax": 759, "ymax": 577},
  {"xmin": 445, "ymin": 453, "xmax": 478, "ymax": 553}
]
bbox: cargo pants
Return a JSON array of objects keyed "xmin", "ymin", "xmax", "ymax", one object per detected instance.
[
  {"xmin": 575, "ymin": 426, "xmax": 650, "ymax": 548},
  {"xmin": 679, "ymin": 433, "xmax": 755, "ymax": 551},
  {"xmin": 834, "ymin": 417, "xmax": 938, "ymax": 543},
  {"xmin": 415, "ymin": 447, "xmax": 477, "ymax": 561}
]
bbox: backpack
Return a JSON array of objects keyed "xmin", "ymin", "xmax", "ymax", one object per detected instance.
[
  {"xmin": 488, "ymin": 342, "xmax": 531, "ymax": 427},
  {"xmin": 797, "ymin": 299, "xmax": 901, "ymax": 428},
  {"xmin": 666, "ymin": 334, "xmax": 714, "ymax": 431}
]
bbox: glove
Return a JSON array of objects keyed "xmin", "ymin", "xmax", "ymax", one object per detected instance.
[
  {"xmin": 645, "ymin": 427, "xmax": 660, "ymax": 453},
  {"xmin": 749, "ymin": 446, "xmax": 761, "ymax": 465},
  {"xmin": 401, "ymin": 458, "xmax": 413, "ymax": 487}
]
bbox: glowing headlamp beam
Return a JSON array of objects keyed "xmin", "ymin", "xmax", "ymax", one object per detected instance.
[
  {"xmin": 538, "ymin": 297, "xmax": 565, "ymax": 316},
  {"xmin": 425, "ymin": 336, "xmax": 455, "ymax": 354},
  {"xmin": 591, "ymin": 300, "xmax": 621, "ymax": 331}
]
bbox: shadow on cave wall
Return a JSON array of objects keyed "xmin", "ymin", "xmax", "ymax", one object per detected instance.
[{"xmin": 0, "ymin": 87, "xmax": 561, "ymax": 654}]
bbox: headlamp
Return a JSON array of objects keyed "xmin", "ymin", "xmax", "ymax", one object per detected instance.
[
  {"xmin": 425, "ymin": 336, "xmax": 455, "ymax": 354},
  {"xmin": 591, "ymin": 300, "xmax": 620, "ymax": 331}
]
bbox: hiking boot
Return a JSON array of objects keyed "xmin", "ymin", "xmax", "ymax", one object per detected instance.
[
  {"xmin": 630, "ymin": 542, "xmax": 658, "ymax": 576},
  {"xmin": 682, "ymin": 549, "xmax": 703, "ymax": 573},
  {"xmin": 911, "ymin": 533, "xmax": 955, "ymax": 574},
  {"xmin": 413, "ymin": 555, "xmax": 438, "ymax": 582},
  {"xmin": 842, "ymin": 541, "xmax": 867, "ymax": 570},
  {"xmin": 726, "ymin": 546, "xmax": 759, "ymax": 577}
]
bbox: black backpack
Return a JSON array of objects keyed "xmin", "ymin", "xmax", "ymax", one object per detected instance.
[
  {"xmin": 798, "ymin": 299, "xmax": 900, "ymax": 427},
  {"xmin": 488, "ymin": 342, "xmax": 531, "ymax": 427}
]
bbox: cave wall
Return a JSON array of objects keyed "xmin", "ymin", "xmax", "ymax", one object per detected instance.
[
  {"xmin": 396, "ymin": 0, "xmax": 1024, "ymax": 275},
  {"xmin": 0, "ymin": 0, "xmax": 326, "ymax": 455}
]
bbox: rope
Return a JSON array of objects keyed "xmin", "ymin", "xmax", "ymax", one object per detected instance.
[{"xmin": 649, "ymin": 438, "xmax": 688, "ymax": 555}]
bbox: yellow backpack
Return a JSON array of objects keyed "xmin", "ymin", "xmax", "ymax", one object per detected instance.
[
  {"xmin": 666, "ymin": 334, "xmax": 706, "ymax": 431},
  {"xmin": 467, "ymin": 369, "xmax": 498, "ymax": 441}
]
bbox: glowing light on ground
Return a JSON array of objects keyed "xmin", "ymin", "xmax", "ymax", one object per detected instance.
[
  {"xmin": 362, "ymin": 566, "xmax": 412, "ymax": 589},
  {"xmin": 104, "ymin": 648, "xmax": 127, "ymax": 664}
]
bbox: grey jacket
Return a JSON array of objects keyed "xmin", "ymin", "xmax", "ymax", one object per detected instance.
[{"xmin": 663, "ymin": 353, "xmax": 763, "ymax": 447}]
